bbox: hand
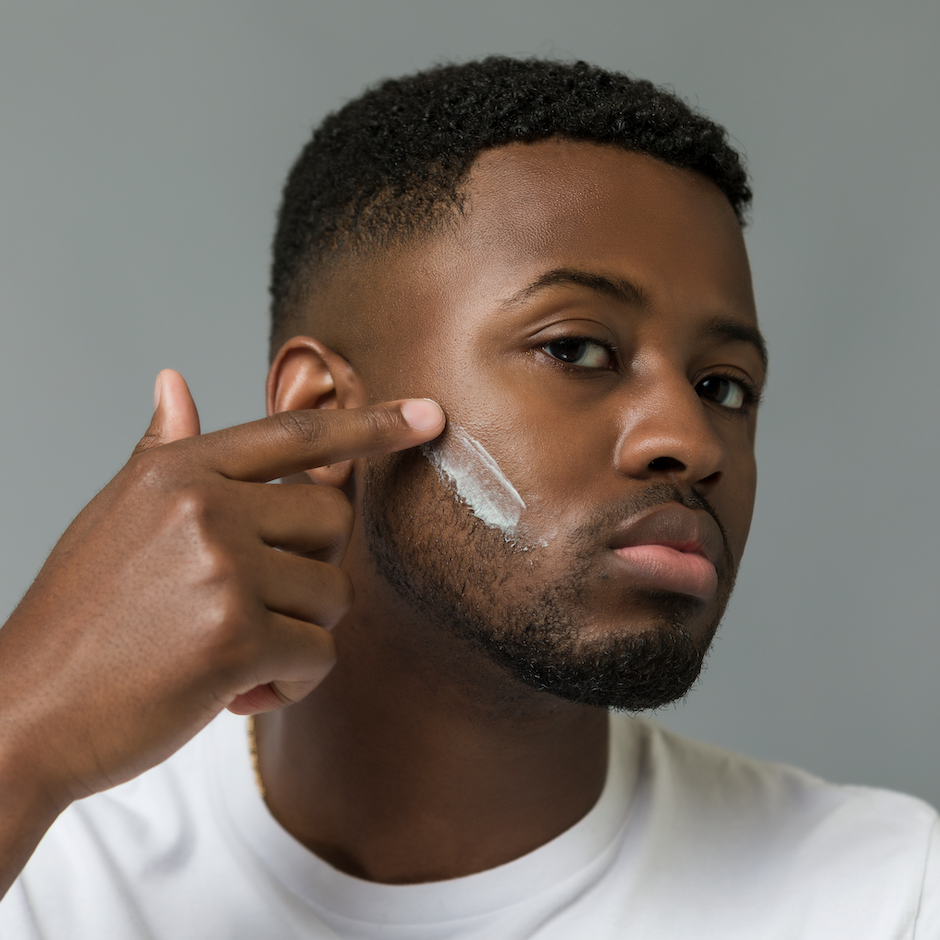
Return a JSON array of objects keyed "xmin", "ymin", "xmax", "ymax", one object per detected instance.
[{"xmin": 0, "ymin": 370, "xmax": 444, "ymax": 811}]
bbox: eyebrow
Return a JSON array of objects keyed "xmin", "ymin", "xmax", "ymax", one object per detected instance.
[
  {"xmin": 701, "ymin": 316, "xmax": 768, "ymax": 373},
  {"xmin": 499, "ymin": 266, "xmax": 768, "ymax": 373},
  {"xmin": 498, "ymin": 267, "xmax": 649, "ymax": 310}
]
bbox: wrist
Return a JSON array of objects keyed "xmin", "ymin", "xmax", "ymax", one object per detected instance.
[
  {"xmin": 0, "ymin": 721, "xmax": 72, "ymax": 819},
  {"xmin": 0, "ymin": 730, "xmax": 70, "ymax": 899}
]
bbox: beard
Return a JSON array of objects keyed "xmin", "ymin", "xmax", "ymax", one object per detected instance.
[{"xmin": 361, "ymin": 447, "xmax": 737, "ymax": 712}]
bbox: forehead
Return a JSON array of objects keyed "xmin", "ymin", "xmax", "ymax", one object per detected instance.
[{"xmin": 447, "ymin": 139, "xmax": 755, "ymax": 319}]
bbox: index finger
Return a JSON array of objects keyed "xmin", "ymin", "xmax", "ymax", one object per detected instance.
[{"xmin": 188, "ymin": 399, "xmax": 445, "ymax": 482}]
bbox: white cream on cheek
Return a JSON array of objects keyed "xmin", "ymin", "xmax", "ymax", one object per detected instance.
[{"xmin": 422, "ymin": 421, "xmax": 526, "ymax": 539}]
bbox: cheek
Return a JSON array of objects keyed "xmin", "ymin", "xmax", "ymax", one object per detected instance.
[
  {"xmin": 417, "ymin": 399, "xmax": 601, "ymax": 551},
  {"xmin": 422, "ymin": 422, "xmax": 527, "ymax": 540},
  {"xmin": 484, "ymin": 409, "xmax": 618, "ymax": 539},
  {"xmin": 720, "ymin": 457, "xmax": 757, "ymax": 562}
]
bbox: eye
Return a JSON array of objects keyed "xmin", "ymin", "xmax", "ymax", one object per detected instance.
[
  {"xmin": 696, "ymin": 375, "xmax": 750, "ymax": 410},
  {"xmin": 541, "ymin": 338, "xmax": 615, "ymax": 370}
]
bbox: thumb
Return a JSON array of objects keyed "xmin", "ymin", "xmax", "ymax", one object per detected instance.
[{"xmin": 134, "ymin": 369, "xmax": 201, "ymax": 454}]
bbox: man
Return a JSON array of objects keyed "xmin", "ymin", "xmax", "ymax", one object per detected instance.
[{"xmin": 0, "ymin": 57, "xmax": 936, "ymax": 938}]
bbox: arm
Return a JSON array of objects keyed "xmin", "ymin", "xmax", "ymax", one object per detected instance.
[{"xmin": 0, "ymin": 370, "xmax": 443, "ymax": 898}]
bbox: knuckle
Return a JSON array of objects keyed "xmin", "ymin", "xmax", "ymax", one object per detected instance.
[
  {"xmin": 123, "ymin": 447, "xmax": 199, "ymax": 506},
  {"xmin": 274, "ymin": 410, "xmax": 324, "ymax": 450},
  {"xmin": 124, "ymin": 448, "xmax": 175, "ymax": 492},
  {"xmin": 164, "ymin": 483, "xmax": 218, "ymax": 535},
  {"xmin": 361, "ymin": 407, "xmax": 397, "ymax": 445},
  {"xmin": 200, "ymin": 592, "xmax": 256, "ymax": 662},
  {"xmin": 192, "ymin": 541, "xmax": 239, "ymax": 586},
  {"xmin": 158, "ymin": 490, "xmax": 241, "ymax": 587}
]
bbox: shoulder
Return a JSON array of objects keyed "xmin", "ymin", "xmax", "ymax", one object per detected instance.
[
  {"xmin": 622, "ymin": 715, "xmax": 938, "ymax": 837},
  {"xmin": 610, "ymin": 715, "xmax": 939, "ymax": 936}
]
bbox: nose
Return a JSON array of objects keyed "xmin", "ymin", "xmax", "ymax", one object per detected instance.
[{"xmin": 615, "ymin": 374, "xmax": 727, "ymax": 497}]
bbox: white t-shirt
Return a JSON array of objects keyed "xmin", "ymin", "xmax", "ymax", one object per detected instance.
[{"xmin": 2, "ymin": 712, "xmax": 937, "ymax": 939}]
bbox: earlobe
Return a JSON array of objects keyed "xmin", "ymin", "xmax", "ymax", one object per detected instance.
[{"xmin": 266, "ymin": 336, "xmax": 367, "ymax": 487}]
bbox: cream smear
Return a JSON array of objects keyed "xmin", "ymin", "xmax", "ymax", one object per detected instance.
[{"xmin": 423, "ymin": 422, "xmax": 526, "ymax": 539}]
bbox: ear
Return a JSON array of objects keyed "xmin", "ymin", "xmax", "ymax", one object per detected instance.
[{"xmin": 266, "ymin": 336, "xmax": 368, "ymax": 487}]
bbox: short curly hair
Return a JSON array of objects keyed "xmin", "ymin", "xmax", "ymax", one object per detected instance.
[{"xmin": 270, "ymin": 56, "xmax": 751, "ymax": 354}]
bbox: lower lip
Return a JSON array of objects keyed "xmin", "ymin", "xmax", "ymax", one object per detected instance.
[{"xmin": 612, "ymin": 545, "xmax": 718, "ymax": 600}]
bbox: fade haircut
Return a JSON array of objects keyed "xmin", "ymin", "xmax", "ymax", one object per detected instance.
[{"xmin": 270, "ymin": 56, "xmax": 752, "ymax": 355}]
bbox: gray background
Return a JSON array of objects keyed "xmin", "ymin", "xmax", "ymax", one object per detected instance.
[{"xmin": 1, "ymin": 1, "xmax": 937, "ymax": 806}]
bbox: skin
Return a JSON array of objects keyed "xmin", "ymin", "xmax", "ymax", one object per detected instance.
[
  {"xmin": 0, "ymin": 139, "xmax": 764, "ymax": 895},
  {"xmin": 258, "ymin": 142, "xmax": 764, "ymax": 883},
  {"xmin": 0, "ymin": 373, "xmax": 445, "ymax": 898}
]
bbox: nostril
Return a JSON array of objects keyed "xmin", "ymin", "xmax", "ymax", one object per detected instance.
[{"xmin": 648, "ymin": 456, "xmax": 686, "ymax": 473}]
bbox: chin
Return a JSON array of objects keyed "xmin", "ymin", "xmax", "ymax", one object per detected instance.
[{"xmin": 472, "ymin": 604, "xmax": 716, "ymax": 712}]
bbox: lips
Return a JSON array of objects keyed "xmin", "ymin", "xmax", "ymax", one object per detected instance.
[{"xmin": 609, "ymin": 503, "xmax": 724, "ymax": 601}]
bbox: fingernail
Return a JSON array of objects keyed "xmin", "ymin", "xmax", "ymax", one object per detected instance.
[
  {"xmin": 401, "ymin": 399, "xmax": 443, "ymax": 432},
  {"xmin": 153, "ymin": 372, "xmax": 164, "ymax": 411}
]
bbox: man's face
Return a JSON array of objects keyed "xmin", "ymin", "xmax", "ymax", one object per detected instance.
[{"xmin": 354, "ymin": 140, "xmax": 764, "ymax": 710}]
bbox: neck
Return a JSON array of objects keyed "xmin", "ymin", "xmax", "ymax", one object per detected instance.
[{"xmin": 254, "ymin": 561, "xmax": 609, "ymax": 884}]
